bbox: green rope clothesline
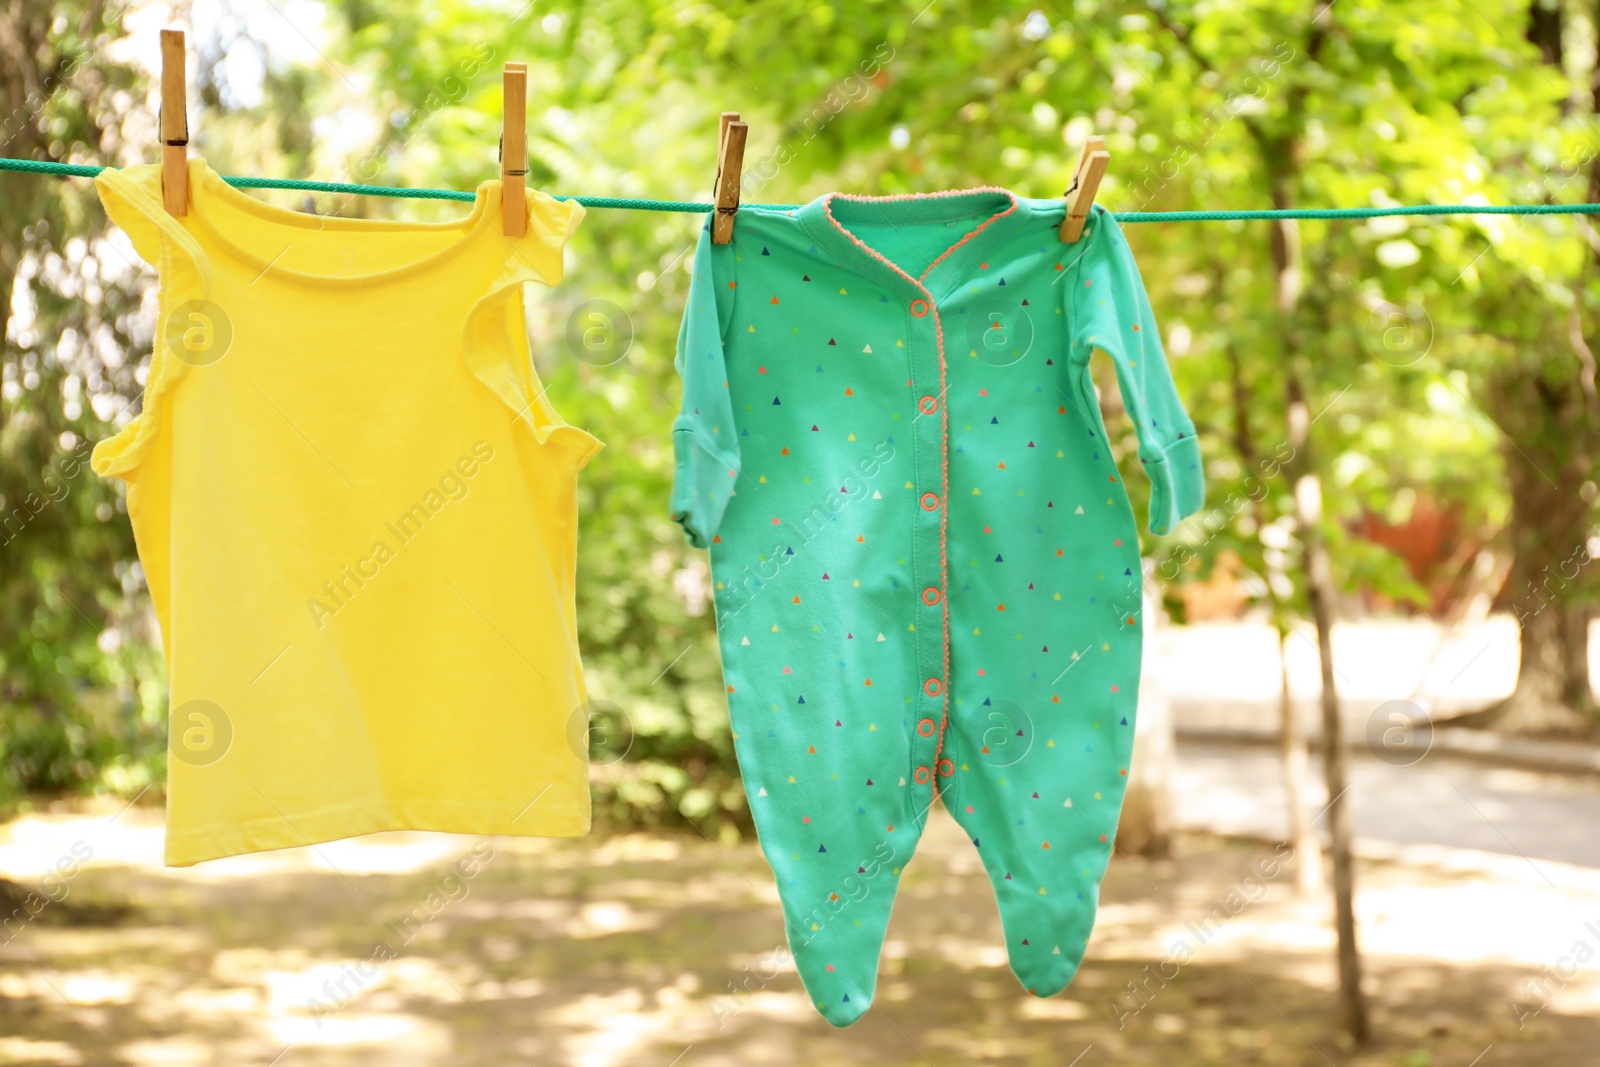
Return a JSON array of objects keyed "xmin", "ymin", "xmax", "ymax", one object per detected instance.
[{"xmin": 4, "ymin": 155, "xmax": 1599, "ymax": 221}]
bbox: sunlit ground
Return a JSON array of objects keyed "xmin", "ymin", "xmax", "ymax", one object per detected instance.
[{"xmin": 2, "ymin": 786, "xmax": 1598, "ymax": 1067}]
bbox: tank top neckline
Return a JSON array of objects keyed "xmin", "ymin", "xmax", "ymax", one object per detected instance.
[{"xmin": 187, "ymin": 157, "xmax": 501, "ymax": 288}]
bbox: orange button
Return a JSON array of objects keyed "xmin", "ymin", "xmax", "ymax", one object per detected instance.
[
  {"xmin": 914, "ymin": 765, "xmax": 931, "ymax": 784},
  {"xmin": 920, "ymin": 492, "xmax": 940, "ymax": 511},
  {"xmin": 923, "ymin": 678, "xmax": 943, "ymax": 697},
  {"xmin": 910, "ymin": 298, "xmax": 930, "ymax": 317},
  {"xmin": 917, "ymin": 718, "xmax": 936, "ymax": 737},
  {"xmin": 938, "ymin": 759, "xmax": 954, "ymax": 778},
  {"xmin": 918, "ymin": 395, "xmax": 939, "ymax": 415},
  {"xmin": 922, "ymin": 587, "xmax": 942, "ymax": 606}
]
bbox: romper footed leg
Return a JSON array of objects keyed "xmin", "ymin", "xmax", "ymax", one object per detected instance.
[
  {"xmin": 736, "ymin": 712, "xmax": 933, "ymax": 1027},
  {"xmin": 776, "ymin": 835, "xmax": 906, "ymax": 1026},
  {"xmin": 937, "ymin": 683, "xmax": 1139, "ymax": 998},
  {"xmin": 756, "ymin": 797, "xmax": 924, "ymax": 1026}
]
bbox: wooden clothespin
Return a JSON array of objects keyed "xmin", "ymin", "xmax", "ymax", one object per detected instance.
[
  {"xmin": 160, "ymin": 29, "xmax": 188, "ymax": 217},
  {"xmin": 1059, "ymin": 135, "xmax": 1109, "ymax": 243},
  {"xmin": 711, "ymin": 111, "xmax": 747, "ymax": 245},
  {"xmin": 500, "ymin": 63, "xmax": 528, "ymax": 237}
]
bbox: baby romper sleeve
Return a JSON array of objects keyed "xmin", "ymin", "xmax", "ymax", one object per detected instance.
[
  {"xmin": 1072, "ymin": 205, "xmax": 1204, "ymax": 535},
  {"xmin": 670, "ymin": 226, "xmax": 741, "ymax": 547}
]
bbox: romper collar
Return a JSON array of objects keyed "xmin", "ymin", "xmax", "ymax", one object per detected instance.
[{"xmin": 796, "ymin": 187, "xmax": 1026, "ymax": 302}]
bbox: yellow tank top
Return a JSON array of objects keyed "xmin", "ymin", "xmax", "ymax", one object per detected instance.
[{"xmin": 93, "ymin": 158, "xmax": 601, "ymax": 866}]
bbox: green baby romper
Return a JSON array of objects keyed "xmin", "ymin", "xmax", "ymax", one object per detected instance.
[{"xmin": 671, "ymin": 188, "xmax": 1204, "ymax": 1026}]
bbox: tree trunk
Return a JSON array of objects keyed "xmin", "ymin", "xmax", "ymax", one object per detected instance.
[
  {"xmin": 1227, "ymin": 0, "xmax": 1367, "ymax": 1036},
  {"xmin": 1563, "ymin": 605, "xmax": 1594, "ymax": 708},
  {"xmin": 1222, "ymin": 327, "xmax": 1324, "ymax": 894},
  {"xmin": 1494, "ymin": 590, "xmax": 1596, "ymax": 734},
  {"xmin": 1573, "ymin": 0, "xmax": 1600, "ymax": 719},
  {"xmin": 1285, "ymin": 373, "xmax": 1367, "ymax": 1043},
  {"xmin": 1278, "ymin": 632, "xmax": 1324, "ymax": 893},
  {"xmin": 1479, "ymin": 369, "xmax": 1599, "ymax": 734},
  {"xmin": 1485, "ymin": 175, "xmax": 1598, "ymax": 732},
  {"xmin": 1270, "ymin": 150, "xmax": 1369, "ymax": 1040},
  {"xmin": 1576, "ymin": 0, "xmax": 1600, "ymax": 719}
]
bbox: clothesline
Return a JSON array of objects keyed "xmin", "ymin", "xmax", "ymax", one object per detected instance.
[{"xmin": 4, "ymin": 156, "xmax": 1599, "ymax": 221}]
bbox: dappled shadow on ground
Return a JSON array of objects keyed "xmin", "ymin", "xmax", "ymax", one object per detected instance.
[{"xmin": 1, "ymin": 808, "xmax": 1596, "ymax": 1067}]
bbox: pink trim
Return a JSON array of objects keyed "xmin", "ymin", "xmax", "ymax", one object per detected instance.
[
  {"xmin": 821, "ymin": 186, "xmax": 1019, "ymax": 284},
  {"xmin": 920, "ymin": 193, "xmax": 1018, "ymax": 282},
  {"xmin": 820, "ymin": 188, "xmax": 1016, "ymax": 802}
]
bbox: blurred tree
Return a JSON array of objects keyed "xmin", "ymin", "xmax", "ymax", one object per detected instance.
[
  {"xmin": 1127, "ymin": 0, "xmax": 1592, "ymax": 1041},
  {"xmin": 5, "ymin": 0, "xmax": 1594, "ymax": 840},
  {"xmin": 0, "ymin": 0, "xmax": 164, "ymax": 813},
  {"xmin": 1464, "ymin": 0, "xmax": 1600, "ymax": 735}
]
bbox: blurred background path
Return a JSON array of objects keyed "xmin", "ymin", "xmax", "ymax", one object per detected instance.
[{"xmin": 1174, "ymin": 740, "xmax": 1600, "ymax": 871}]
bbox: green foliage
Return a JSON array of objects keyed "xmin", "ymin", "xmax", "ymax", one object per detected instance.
[
  {"xmin": 1, "ymin": 1, "xmax": 166, "ymax": 813},
  {"xmin": 3, "ymin": 0, "xmax": 1598, "ymax": 823}
]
